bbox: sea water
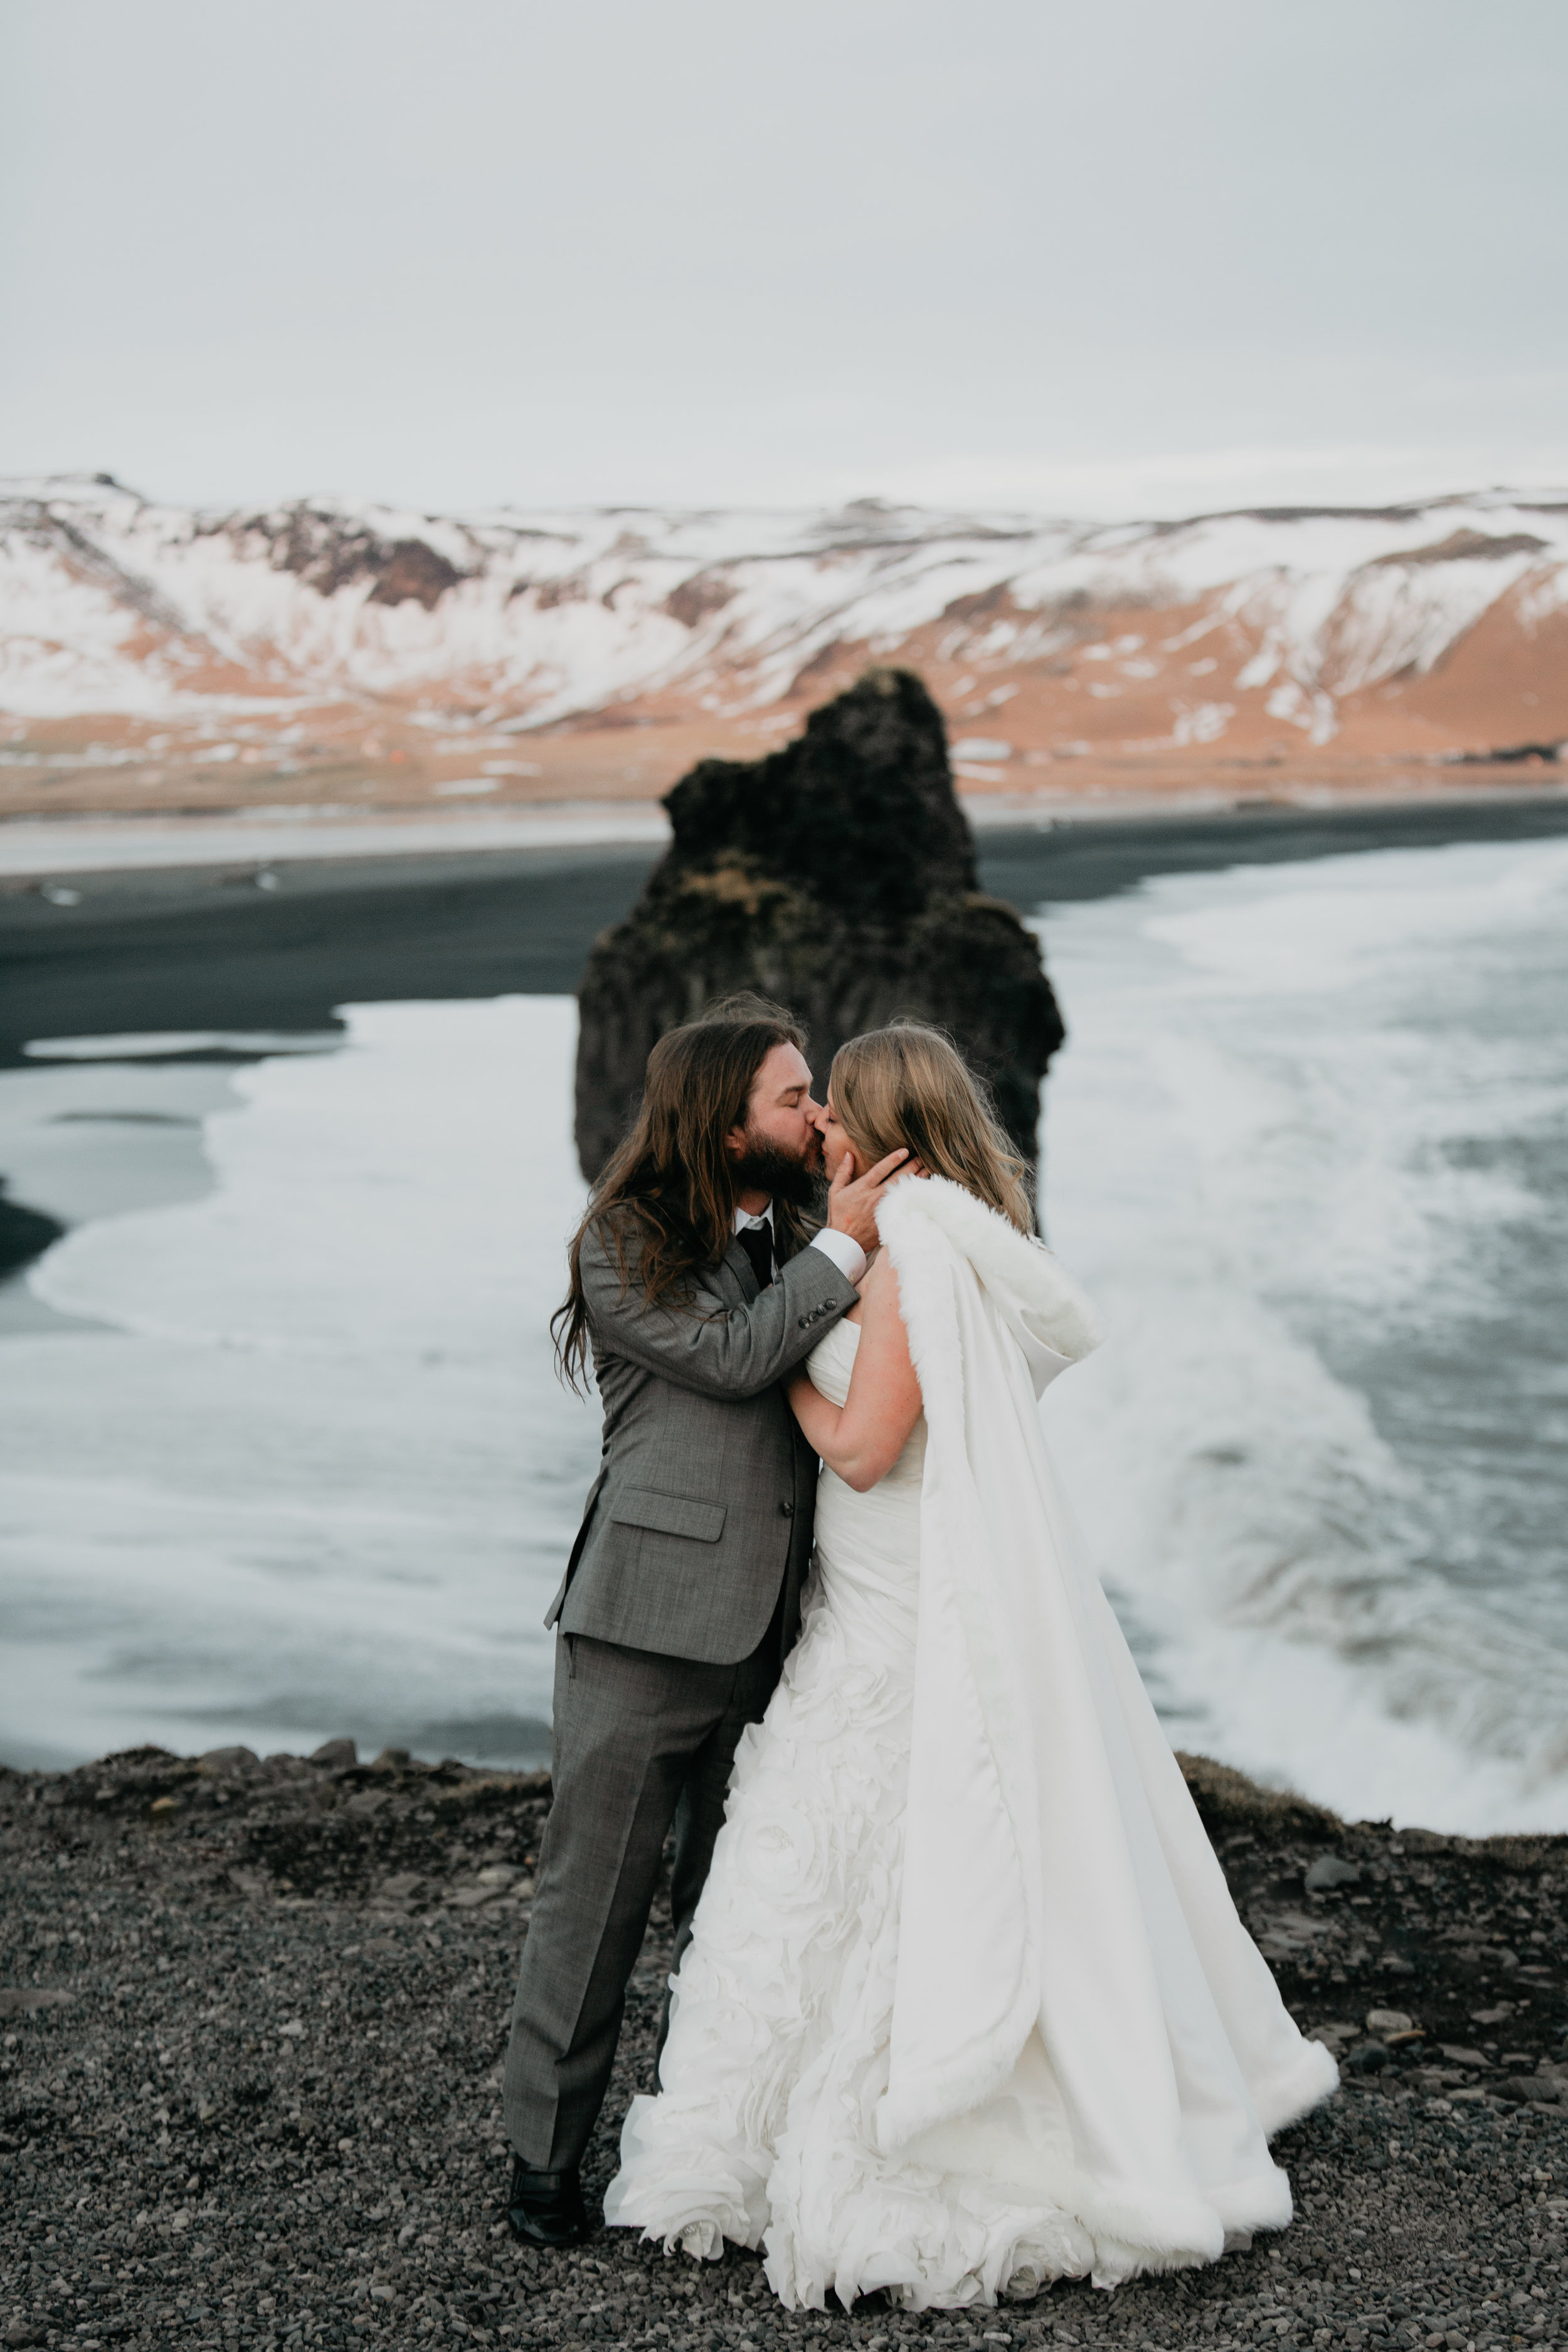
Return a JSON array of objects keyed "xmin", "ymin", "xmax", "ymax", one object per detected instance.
[
  {"xmin": 1036, "ymin": 834, "xmax": 1568, "ymax": 1835},
  {"xmin": 0, "ymin": 1001, "xmax": 596, "ymax": 1771},
  {"xmin": 0, "ymin": 836, "xmax": 1564, "ymax": 1830}
]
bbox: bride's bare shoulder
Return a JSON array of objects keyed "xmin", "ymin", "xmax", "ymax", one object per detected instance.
[
  {"xmin": 862, "ymin": 1246, "xmax": 898, "ymax": 1293},
  {"xmin": 857, "ymin": 1248, "xmax": 909, "ymax": 1328}
]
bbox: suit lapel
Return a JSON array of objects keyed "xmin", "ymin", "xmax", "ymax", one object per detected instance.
[
  {"xmin": 721, "ymin": 1210, "xmax": 806, "ymax": 1296},
  {"xmin": 720, "ymin": 1236, "xmax": 759, "ymax": 1303}
]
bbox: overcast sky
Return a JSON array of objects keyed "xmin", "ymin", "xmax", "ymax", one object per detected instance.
[{"xmin": 4, "ymin": 0, "xmax": 1566, "ymax": 521}]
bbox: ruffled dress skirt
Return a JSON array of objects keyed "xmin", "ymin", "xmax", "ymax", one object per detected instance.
[{"xmin": 603, "ymin": 1322, "xmax": 1101, "ymax": 2311}]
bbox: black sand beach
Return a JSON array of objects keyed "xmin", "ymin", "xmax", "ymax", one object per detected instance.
[
  {"xmin": 5, "ymin": 792, "xmax": 1568, "ymax": 2346},
  {"xmin": 6, "ymin": 796, "xmax": 1568, "ymax": 1067},
  {"xmin": 2, "ymin": 1744, "xmax": 1564, "ymax": 2351}
]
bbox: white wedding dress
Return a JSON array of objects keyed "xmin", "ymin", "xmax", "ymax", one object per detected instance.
[{"xmin": 604, "ymin": 1179, "xmax": 1336, "ymax": 2312}]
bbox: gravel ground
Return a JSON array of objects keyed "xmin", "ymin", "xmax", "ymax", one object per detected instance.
[{"xmin": 3, "ymin": 1744, "xmax": 1564, "ymax": 2352}]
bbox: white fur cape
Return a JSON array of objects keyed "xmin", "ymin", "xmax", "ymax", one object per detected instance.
[{"xmin": 874, "ymin": 1176, "xmax": 1337, "ymax": 2271}]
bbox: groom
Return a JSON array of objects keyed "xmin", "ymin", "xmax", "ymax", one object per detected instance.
[{"xmin": 501, "ymin": 995, "xmax": 905, "ymax": 2246}]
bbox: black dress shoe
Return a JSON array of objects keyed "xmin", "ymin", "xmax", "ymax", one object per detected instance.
[{"xmin": 507, "ymin": 2156, "xmax": 588, "ymax": 2247}]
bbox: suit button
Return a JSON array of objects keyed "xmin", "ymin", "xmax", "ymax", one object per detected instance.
[{"xmin": 778, "ymin": 1500, "xmax": 794, "ymax": 1517}]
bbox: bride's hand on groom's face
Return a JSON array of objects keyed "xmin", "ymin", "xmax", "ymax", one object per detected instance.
[{"xmin": 825, "ymin": 1146, "xmax": 913, "ymax": 1252}]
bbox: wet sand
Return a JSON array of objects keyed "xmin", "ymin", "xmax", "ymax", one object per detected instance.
[{"xmin": 6, "ymin": 795, "xmax": 1568, "ymax": 1068}]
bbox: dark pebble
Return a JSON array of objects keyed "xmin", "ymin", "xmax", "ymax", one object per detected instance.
[{"xmin": 1, "ymin": 1744, "xmax": 1564, "ymax": 2348}]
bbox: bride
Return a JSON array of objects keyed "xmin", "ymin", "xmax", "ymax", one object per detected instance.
[{"xmin": 604, "ymin": 1022, "xmax": 1337, "ymax": 2311}]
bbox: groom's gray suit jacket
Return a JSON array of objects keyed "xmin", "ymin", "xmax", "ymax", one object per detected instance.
[{"xmin": 546, "ymin": 1216, "xmax": 859, "ymax": 1664}]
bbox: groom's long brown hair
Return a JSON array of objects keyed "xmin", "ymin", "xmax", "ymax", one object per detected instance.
[{"xmin": 553, "ymin": 995, "xmax": 812, "ymax": 1392}]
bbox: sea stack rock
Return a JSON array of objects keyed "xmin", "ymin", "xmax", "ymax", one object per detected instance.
[{"xmin": 574, "ymin": 668, "xmax": 1065, "ymax": 1199}]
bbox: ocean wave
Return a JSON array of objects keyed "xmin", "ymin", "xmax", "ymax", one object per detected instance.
[{"xmin": 1036, "ymin": 837, "xmax": 1568, "ymax": 1835}]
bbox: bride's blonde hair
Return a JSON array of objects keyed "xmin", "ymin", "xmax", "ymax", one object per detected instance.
[{"xmin": 829, "ymin": 1023, "xmax": 1033, "ymax": 1235}]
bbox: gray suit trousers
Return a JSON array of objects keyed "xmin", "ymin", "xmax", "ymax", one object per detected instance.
[{"xmin": 501, "ymin": 1602, "xmax": 781, "ymax": 2174}]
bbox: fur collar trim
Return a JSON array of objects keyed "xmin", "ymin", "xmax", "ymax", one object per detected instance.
[{"xmin": 876, "ymin": 1174, "xmax": 1100, "ymax": 1364}]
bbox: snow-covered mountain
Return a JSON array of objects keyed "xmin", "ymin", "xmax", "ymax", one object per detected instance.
[{"xmin": 4, "ymin": 475, "xmax": 1567, "ymax": 817}]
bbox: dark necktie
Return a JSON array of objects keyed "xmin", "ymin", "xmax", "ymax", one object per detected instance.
[{"xmin": 737, "ymin": 1222, "xmax": 774, "ymax": 1293}]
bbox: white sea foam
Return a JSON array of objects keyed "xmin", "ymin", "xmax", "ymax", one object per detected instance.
[
  {"xmin": 0, "ymin": 999, "xmax": 595, "ymax": 1766},
  {"xmin": 3, "ymin": 841, "xmax": 1564, "ymax": 1825},
  {"xmin": 1036, "ymin": 837, "xmax": 1568, "ymax": 1833}
]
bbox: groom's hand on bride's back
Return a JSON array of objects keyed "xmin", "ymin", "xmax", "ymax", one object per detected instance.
[{"xmin": 825, "ymin": 1147, "xmax": 915, "ymax": 1253}]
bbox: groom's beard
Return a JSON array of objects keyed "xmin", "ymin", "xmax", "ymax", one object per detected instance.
[{"xmin": 729, "ymin": 1130, "xmax": 825, "ymax": 1213}]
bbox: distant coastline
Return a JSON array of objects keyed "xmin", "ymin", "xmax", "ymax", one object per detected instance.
[
  {"xmin": 7, "ymin": 789, "xmax": 1568, "ymax": 1070},
  {"xmin": 1, "ymin": 770, "xmax": 1566, "ymax": 879}
]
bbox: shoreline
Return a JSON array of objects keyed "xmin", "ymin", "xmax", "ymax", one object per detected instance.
[
  {"xmin": 7, "ymin": 788, "xmax": 1568, "ymax": 1069},
  {"xmin": 1, "ymin": 774, "xmax": 1566, "ymax": 878},
  {"xmin": 2, "ymin": 1740, "xmax": 1563, "ymax": 2349}
]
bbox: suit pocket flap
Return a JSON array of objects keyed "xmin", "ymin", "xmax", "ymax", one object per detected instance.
[{"xmin": 610, "ymin": 1487, "xmax": 727, "ymax": 1544}]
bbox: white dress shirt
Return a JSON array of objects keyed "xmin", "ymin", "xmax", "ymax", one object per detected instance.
[{"xmin": 732, "ymin": 1200, "xmax": 866, "ymax": 1288}]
